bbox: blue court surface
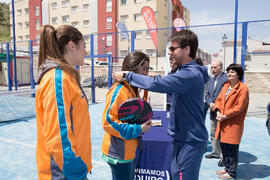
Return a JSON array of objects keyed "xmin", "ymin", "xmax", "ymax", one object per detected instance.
[{"xmin": 0, "ymin": 103, "xmax": 270, "ymax": 180}]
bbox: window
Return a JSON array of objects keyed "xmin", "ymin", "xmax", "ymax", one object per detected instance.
[
  {"xmin": 62, "ymin": 15, "xmax": 70, "ymax": 22},
  {"xmin": 134, "ymin": 0, "xmax": 142, "ymax": 3},
  {"xmin": 121, "ymin": 0, "xmax": 127, "ymax": 5},
  {"xmin": 24, "ymin": 8, "xmax": 29, "ymax": 15},
  {"xmin": 245, "ymin": 54, "xmax": 251, "ymax": 61},
  {"xmin": 106, "ymin": 17, "xmax": 112, "ymax": 29},
  {"xmin": 134, "ymin": 14, "xmax": 142, "ymax": 21},
  {"xmin": 25, "ymin": 21, "xmax": 29, "ymax": 28},
  {"xmin": 0, "ymin": 63, "xmax": 2, "ymax": 73},
  {"xmin": 83, "ymin": 35, "xmax": 90, "ymax": 42},
  {"xmin": 18, "ymin": 36, "xmax": 23, "ymax": 41},
  {"xmin": 71, "ymin": 6, "xmax": 79, "ymax": 13},
  {"xmin": 134, "ymin": 32, "xmax": 142, "ymax": 39},
  {"xmin": 17, "ymin": 9, "xmax": 22, "ymax": 16},
  {"xmin": 135, "ymin": 49, "xmax": 142, "ymax": 52},
  {"xmin": 146, "ymin": 49, "xmax": 156, "ymax": 56},
  {"xmin": 164, "ymin": 16, "xmax": 167, "ymax": 24},
  {"xmin": 120, "ymin": 15, "xmax": 128, "ymax": 23},
  {"xmin": 25, "ymin": 35, "xmax": 29, "ymax": 40},
  {"xmin": 36, "ymin": 34, "xmax": 40, "ymax": 44},
  {"xmin": 83, "ymin": 20, "xmax": 89, "ymax": 27},
  {"xmin": 51, "ymin": 2, "xmax": 57, "ymax": 9},
  {"xmin": 52, "ymin": 17, "xmax": 57, "ymax": 24},
  {"xmin": 106, "ymin": 0, "xmax": 112, "ymax": 12},
  {"xmin": 83, "ymin": 4, "xmax": 89, "ymax": 11},
  {"xmin": 18, "ymin": 22, "xmax": 22, "ymax": 29},
  {"xmin": 35, "ymin": 6, "xmax": 39, "ymax": 16},
  {"xmin": 71, "ymin": 21, "xmax": 79, "ymax": 28},
  {"xmin": 107, "ymin": 51, "xmax": 112, "ymax": 56},
  {"xmin": 106, "ymin": 34, "xmax": 112, "ymax": 46},
  {"xmin": 62, "ymin": 0, "xmax": 70, "ymax": 7},
  {"xmin": 120, "ymin": 50, "xmax": 128, "ymax": 57},
  {"xmin": 35, "ymin": 20, "xmax": 40, "ymax": 30},
  {"xmin": 146, "ymin": 31, "xmax": 151, "ymax": 39}
]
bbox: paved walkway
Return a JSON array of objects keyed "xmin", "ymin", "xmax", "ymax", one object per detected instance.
[{"xmin": 0, "ymin": 103, "xmax": 269, "ymax": 180}]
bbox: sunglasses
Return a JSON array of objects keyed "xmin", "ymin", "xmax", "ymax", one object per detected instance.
[{"xmin": 169, "ymin": 46, "xmax": 181, "ymax": 52}]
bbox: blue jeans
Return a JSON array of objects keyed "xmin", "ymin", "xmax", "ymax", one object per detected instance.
[{"xmin": 108, "ymin": 160, "xmax": 135, "ymax": 180}]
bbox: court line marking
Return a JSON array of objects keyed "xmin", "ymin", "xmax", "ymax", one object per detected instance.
[{"xmin": 0, "ymin": 137, "xmax": 35, "ymax": 148}]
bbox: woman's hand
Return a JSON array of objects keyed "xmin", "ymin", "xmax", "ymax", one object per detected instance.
[
  {"xmin": 112, "ymin": 71, "xmax": 129, "ymax": 82},
  {"xmin": 141, "ymin": 119, "xmax": 152, "ymax": 133},
  {"xmin": 216, "ymin": 111, "xmax": 227, "ymax": 121}
]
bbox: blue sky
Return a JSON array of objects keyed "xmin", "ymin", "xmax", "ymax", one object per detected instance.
[
  {"xmin": 180, "ymin": 0, "xmax": 270, "ymax": 54},
  {"xmin": 181, "ymin": 0, "xmax": 270, "ymax": 25}
]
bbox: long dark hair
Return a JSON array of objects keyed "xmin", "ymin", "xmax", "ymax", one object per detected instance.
[
  {"xmin": 38, "ymin": 25, "xmax": 83, "ymax": 84},
  {"xmin": 122, "ymin": 51, "xmax": 150, "ymax": 73}
]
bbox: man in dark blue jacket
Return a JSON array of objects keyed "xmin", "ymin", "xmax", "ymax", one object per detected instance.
[
  {"xmin": 204, "ymin": 60, "xmax": 228, "ymax": 167},
  {"xmin": 113, "ymin": 30, "xmax": 209, "ymax": 180}
]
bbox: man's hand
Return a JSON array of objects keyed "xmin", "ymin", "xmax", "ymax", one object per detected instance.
[
  {"xmin": 141, "ymin": 120, "xmax": 152, "ymax": 133},
  {"xmin": 112, "ymin": 71, "xmax": 129, "ymax": 82},
  {"xmin": 209, "ymin": 103, "xmax": 215, "ymax": 111}
]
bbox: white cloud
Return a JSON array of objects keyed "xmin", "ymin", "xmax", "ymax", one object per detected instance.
[{"xmin": 191, "ymin": 10, "xmax": 234, "ymax": 26}]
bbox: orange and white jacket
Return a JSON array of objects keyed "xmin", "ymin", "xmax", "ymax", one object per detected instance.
[
  {"xmin": 101, "ymin": 82, "xmax": 142, "ymax": 160},
  {"xmin": 35, "ymin": 60, "xmax": 92, "ymax": 180}
]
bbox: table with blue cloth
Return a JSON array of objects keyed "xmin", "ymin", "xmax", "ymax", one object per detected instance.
[{"xmin": 135, "ymin": 110, "xmax": 173, "ymax": 180}]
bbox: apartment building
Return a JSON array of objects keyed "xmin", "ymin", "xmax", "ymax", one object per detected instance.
[
  {"xmin": 10, "ymin": 0, "xmax": 97, "ymax": 50},
  {"xmin": 98, "ymin": 0, "xmax": 190, "ymax": 69}
]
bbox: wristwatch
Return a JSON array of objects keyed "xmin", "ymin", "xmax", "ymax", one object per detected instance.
[{"xmin": 123, "ymin": 72, "xmax": 126, "ymax": 79}]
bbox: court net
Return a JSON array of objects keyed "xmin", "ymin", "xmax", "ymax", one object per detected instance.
[{"xmin": 0, "ymin": 89, "xmax": 36, "ymax": 122}]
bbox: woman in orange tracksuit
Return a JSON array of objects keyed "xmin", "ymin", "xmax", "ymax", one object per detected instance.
[
  {"xmin": 101, "ymin": 51, "xmax": 152, "ymax": 180},
  {"xmin": 35, "ymin": 25, "xmax": 92, "ymax": 180}
]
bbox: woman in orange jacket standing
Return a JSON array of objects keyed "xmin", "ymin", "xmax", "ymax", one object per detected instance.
[
  {"xmin": 35, "ymin": 25, "xmax": 92, "ymax": 180},
  {"xmin": 214, "ymin": 63, "xmax": 249, "ymax": 179},
  {"xmin": 101, "ymin": 51, "xmax": 152, "ymax": 180}
]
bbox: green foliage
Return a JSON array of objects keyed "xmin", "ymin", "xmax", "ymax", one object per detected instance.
[{"xmin": 0, "ymin": 2, "xmax": 11, "ymax": 42}]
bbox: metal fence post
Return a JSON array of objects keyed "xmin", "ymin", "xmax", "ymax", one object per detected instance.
[
  {"xmin": 12, "ymin": 0, "xmax": 17, "ymax": 90},
  {"xmin": 240, "ymin": 22, "xmax": 248, "ymax": 82},
  {"xmin": 108, "ymin": 55, "xmax": 112, "ymax": 88},
  {"xmin": 90, "ymin": 34, "xmax": 95, "ymax": 104},
  {"xmin": 131, "ymin": 31, "xmax": 135, "ymax": 52},
  {"xmin": 6, "ymin": 42, "xmax": 12, "ymax": 91},
  {"xmin": 233, "ymin": 0, "xmax": 239, "ymax": 63},
  {"xmin": 29, "ymin": 40, "xmax": 35, "ymax": 90}
]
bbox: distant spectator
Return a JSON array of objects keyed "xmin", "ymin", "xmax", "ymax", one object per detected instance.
[
  {"xmin": 205, "ymin": 60, "xmax": 228, "ymax": 168},
  {"xmin": 166, "ymin": 56, "xmax": 178, "ymax": 111},
  {"xmin": 266, "ymin": 102, "xmax": 270, "ymax": 136}
]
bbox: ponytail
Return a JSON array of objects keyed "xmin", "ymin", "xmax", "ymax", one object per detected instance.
[{"xmin": 38, "ymin": 25, "xmax": 81, "ymax": 84}]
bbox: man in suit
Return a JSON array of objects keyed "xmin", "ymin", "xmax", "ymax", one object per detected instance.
[{"xmin": 205, "ymin": 60, "xmax": 228, "ymax": 167}]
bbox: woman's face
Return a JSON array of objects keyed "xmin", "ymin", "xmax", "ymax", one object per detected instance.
[
  {"xmin": 137, "ymin": 61, "xmax": 149, "ymax": 76},
  {"xmin": 72, "ymin": 39, "xmax": 87, "ymax": 66},
  {"xmin": 227, "ymin": 69, "xmax": 239, "ymax": 82}
]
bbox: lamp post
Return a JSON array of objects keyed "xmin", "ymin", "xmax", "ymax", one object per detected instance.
[{"xmin": 222, "ymin": 34, "xmax": 227, "ymax": 71}]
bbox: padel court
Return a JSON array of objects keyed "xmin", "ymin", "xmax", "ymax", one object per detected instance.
[{"xmin": 0, "ymin": 103, "xmax": 270, "ymax": 180}]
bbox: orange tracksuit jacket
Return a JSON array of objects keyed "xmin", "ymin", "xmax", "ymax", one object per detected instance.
[
  {"xmin": 35, "ymin": 66, "xmax": 92, "ymax": 180},
  {"xmin": 101, "ymin": 82, "xmax": 142, "ymax": 160}
]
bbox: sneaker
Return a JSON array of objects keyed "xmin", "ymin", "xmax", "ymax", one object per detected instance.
[
  {"xmin": 218, "ymin": 158, "xmax": 225, "ymax": 167},
  {"xmin": 205, "ymin": 153, "xmax": 220, "ymax": 159}
]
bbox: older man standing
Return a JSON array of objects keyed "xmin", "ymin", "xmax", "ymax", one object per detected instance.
[{"xmin": 205, "ymin": 60, "xmax": 227, "ymax": 167}]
